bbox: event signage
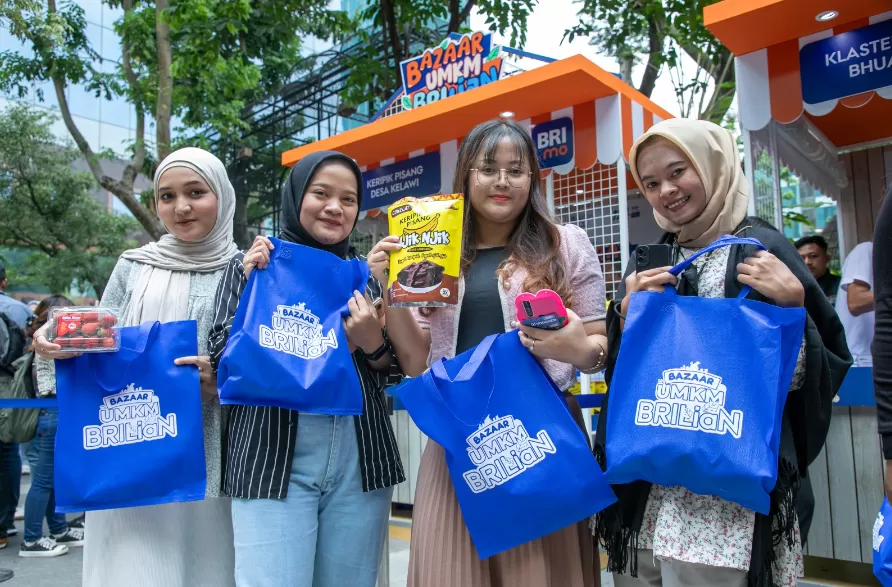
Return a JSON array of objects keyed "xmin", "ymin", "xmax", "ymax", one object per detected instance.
[
  {"xmin": 399, "ymin": 31, "xmax": 503, "ymax": 111},
  {"xmin": 799, "ymin": 18, "xmax": 892, "ymax": 104},
  {"xmin": 532, "ymin": 117, "xmax": 574, "ymax": 169},
  {"xmin": 361, "ymin": 151, "xmax": 441, "ymax": 211}
]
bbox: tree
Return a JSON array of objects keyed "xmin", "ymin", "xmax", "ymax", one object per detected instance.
[
  {"xmin": 0, "ymin": 105, "xmax": 139, "ymax": 298},
  {"xmin": 342, "ymin": 0, "xmax": 536, "ymax": 109},
  {"xmin": 0, "ymin": 0, "xmax": 351, "ymax": 242},
  {"xmin": 565, "ymin": 0, "xmax": 735, "ymax": 124}
]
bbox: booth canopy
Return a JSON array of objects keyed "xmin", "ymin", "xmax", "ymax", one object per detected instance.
[
  {"xmin": 280, "ymin": 54, "xmax": 673, "ymax": 172},
  {"xmin": 705, "ymin": 0, "xmax": 892, "ymax": 150}
]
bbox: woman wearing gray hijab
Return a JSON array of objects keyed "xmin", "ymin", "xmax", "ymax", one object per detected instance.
[{"xmin": 33, "ymin": 147, "xmax": 239, "ymax": 586}]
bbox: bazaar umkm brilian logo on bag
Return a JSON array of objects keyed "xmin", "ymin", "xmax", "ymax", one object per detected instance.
[
  {"xmin": 462, "ymin": 415, "xmax": 556, "ymax": 494},
  {"xmin": 83, "ymin": 383, "xmax": 178, "ymax": 450},
  {"xmin": 635, "ymin": 362, "xmax": 744, "ymax": 438},
  {"xmin": 259, "ymin": 302, "xmax": 338, "ymax": 359},
  {"xmin": 875, "ymin": 511, "xmax": 887, "ymax": 552}
]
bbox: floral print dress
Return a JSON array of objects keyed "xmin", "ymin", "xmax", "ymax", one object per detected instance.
[{"xmin": 636, "ymin": 246, "xmax": 805, "ymax": 585}]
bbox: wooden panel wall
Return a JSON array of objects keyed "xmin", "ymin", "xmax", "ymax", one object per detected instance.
[
  {"xmin": 805, "ymin": 407, "xmax": 885, "ymax": 563},
  {"xmin": 839, "ymin": 144, "xmax": 892, "ymax": 253}
]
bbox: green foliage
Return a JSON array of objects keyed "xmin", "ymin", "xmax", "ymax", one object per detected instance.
[
  {"xmin": 565, "ymin": 0, "xmax": 735, "ymax": 124},
  {"xmin": 0, "ymin": 104, "xmax": 139, "ymax": 297}
]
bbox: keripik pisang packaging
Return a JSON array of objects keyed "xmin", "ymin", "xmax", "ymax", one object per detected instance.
[
  {"xmin": 387, "ymin": 194, "xmax": 464, "ymax": 307},
  {"xmin": 47, "ymin": 307, "xmax": 121, "ymax": 354}
]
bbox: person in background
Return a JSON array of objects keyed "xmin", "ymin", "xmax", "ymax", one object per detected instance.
[
  {"xmin": 0, "ymin": 263, "xmax": 31, "ymax": 559},
  {"xmin": 836, "ymin": 241, "xmax": 874, "ymax": 366},
  {"xmin": 873, "ymin": 186, "xmax": 892, "ymax": 502},
  {"xmin": 17, "ymin": 295, "xmax": 83, "ymax": 558},
  {"xmin": 795, "ymin": 235, "xmax": 841, "ymax": 304}
]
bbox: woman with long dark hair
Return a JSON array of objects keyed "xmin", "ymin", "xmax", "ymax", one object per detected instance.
[{"xmin": 368, "ymin": 119, "xmax": 608, "ymax": 586}]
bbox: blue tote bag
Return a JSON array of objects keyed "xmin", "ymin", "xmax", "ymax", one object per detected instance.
[
  {"xmin": 605, "ymin": 235, "xmax": 806, "ymax": 514},
  {"xmin": 54, "ymin": 320, "xmax": 206, "ymax": 512},
  {"xmin": 874, "ymin": 499, "xmax": 892, "ymax": 586},
  {"xmin": 218, "ymin": 238, "xmax": 369, "ymax": 414},
  {"xmin": 392, "ymin": 331, "xmax": 616, "ymax": 559}
]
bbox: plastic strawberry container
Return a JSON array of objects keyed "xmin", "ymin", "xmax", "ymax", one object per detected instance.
[{"xmin": 47, "ymin": 307, "xmax": 120, "ymax": 353}]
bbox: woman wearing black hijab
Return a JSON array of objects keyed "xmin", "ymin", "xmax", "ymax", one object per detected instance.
[{"xmin": 208, "ymin": 151, "xmax": 405, "ymax": 587}]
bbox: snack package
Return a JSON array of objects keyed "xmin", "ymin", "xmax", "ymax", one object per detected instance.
[
  {"xmin": 388, "ymin": 194, "xmax": 464, "ymax": 307},
  {"xmin": 47, "ymin": 307, "xmax": 120, "ymax": 353}
]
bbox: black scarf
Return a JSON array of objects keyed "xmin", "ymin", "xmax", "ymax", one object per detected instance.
[
  {"xmin": 595, "ymin": 217, "xmax": 852, "ymax": 586},
  {"xmin": 279, "ymin": 150, "xmax": 364, "ymax": 258}
]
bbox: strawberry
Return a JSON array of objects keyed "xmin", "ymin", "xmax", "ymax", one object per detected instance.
[
  {"xmin": 56, "ymin": 337, "xmax": 72, "ymax": 349},
  {"xmin": 101, "ymin": 337, "xmax": 116, "ymax": 349},
  {"xmin": 83, "ymin": 312, "xmax": 100, "ymax": 323},
  {"xmin": 81, "ymin": 323, "xmax": 101, "ymax": 336},
  {"xmin": 67, "ymin": 338, "xmax": 86, "ymax": 349},
  {"xmin": 100, "ymin": 314, "xmax": 117, "ymax": 328},
  {"xmin": 84, "ymin": 339, "xmax": 100, "ymax": 349}
]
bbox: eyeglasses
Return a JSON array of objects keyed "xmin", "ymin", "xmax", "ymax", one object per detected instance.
[{"xmin": 469, "ymin": 167, "xmax": 532, "ymax": 189}]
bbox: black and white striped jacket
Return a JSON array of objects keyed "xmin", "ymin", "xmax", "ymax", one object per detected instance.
[{"xmin": 208, "ymin": 250, "xmax": 405, "ymax": 498}]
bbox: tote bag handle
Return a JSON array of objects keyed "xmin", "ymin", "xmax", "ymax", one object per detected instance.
[
  {"xmin": 423, "ymin": 333, "xmax": 500, "ymax": 428},
  {"xmin": 664, "ymin": 235, "xmax": 766, "ymax": 300},
  {"xmin": 90, "ymin": 321, "xmax": 161, "ymax": 392}
]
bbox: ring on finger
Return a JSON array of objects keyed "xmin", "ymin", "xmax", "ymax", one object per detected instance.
[{"xmin": 529, "ymin": 340, "xmax": 536, "ymax": 352}]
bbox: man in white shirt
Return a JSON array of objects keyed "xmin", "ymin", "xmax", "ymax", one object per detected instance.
[{"xmin": 835, "ymin": 242, "xmax": 874, "ymax": 366}]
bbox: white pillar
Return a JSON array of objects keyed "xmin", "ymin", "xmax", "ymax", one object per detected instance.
[
  {"xmin": 743, "ymin": 128, "xmax": 757, "ymax": 217},
  {"xmin": 768, "ymin": 123, "xmax": 784, "ymax": 230},
  {"xmin": 545, "ymin": 173, "xmax": 555, "ymax": 215},
  {"xmin": 616, "ymin": 161, "xmax": 630, "ymax": 272}
]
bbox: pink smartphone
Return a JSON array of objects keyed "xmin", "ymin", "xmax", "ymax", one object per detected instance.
[{"xmin": 514, "ymin": 289, "xmax": 569, "ymax": 330}]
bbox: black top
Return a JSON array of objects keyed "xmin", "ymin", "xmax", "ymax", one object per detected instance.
[
  {"xmin": 455, "ymin": 247, "xmax": 510, "ymax": 356},
  {"xmin": 873, "ymin": 186, "xmax": 892, "ymax": 458},
  {"xmin": 816, "ymin": 271, "xmax": 841, "ymax": 304},
  {"xmin": 208, "ymin": 251, "xmax": 405, "ymax": 498},
  {"xmin": 596, "ymin": 217, "xmax": 852, "ymax": 586}
]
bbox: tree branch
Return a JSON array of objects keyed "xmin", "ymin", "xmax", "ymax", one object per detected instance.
[
  {"xmin": 379, "ymin": 0, "xmax": 404, "ymax": 87},
  {"xmin": 637, "ymin": 16, "xmax": 664, "ymax": 98},
  {"xmin": 120, "ymin": 0, "xmax": 145, "ymax": 188},
  {"xmin": 155, "ymin": 0, "xmax": 173, "ymax": 160},
  {"xmin": 454, "ymin": 0, "xmax": 475, "ymax": 32}
]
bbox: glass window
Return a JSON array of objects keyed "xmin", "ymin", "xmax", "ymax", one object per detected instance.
[
  {"xmin": 85, "ymin": 22, "xmax": 102, "ymax": 55},
  {"xmin": 76, "ymin": 0, "xmax": 104, "ymax": 27},
  {"xmin": 71, "ymin": 115, "xmax": 101, "ymax": 153},
  {"xmin": 99, "ymin": 94, "xmax": 131, "ymax": 129},
  {"xmin": 102, "ymin": 3, "xmax": 124, "ymax": 26},
  {"xmin": 34, "ymin": 80, "xmax": 59, "ymax": 110},
  {"xmin": 99, "ymin": 121, "xmax": 131, "ymax": 157},
  {"xmin": 67, "ymin": 83, "xmax": 101, "ymax": 120},
  {"xmin": 101, "ymin": 25, "xmax": 121, "ymax": 62},
  {"xmin": 48, "ymin": 114, "xmax": 71, "ymax": 145}
]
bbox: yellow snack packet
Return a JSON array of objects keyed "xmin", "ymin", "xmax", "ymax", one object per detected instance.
[{"xmin": 387, "ymin": 194, "xmax": 464, "ymax": 307}]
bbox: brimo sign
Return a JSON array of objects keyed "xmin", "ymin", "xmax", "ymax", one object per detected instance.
[{"xmin": 532, "ymin": 117, "xmax": 574, "ymax": 170}]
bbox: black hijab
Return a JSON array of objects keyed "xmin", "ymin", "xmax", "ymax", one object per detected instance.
[{"xmin": 279, "ymin": 150, "xmax": 364, "ymax": 258}]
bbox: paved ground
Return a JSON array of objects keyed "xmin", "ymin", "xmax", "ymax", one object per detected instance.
[{"xmin": 0, "ymin": 476, "xmax": 849, "ymax": 586}]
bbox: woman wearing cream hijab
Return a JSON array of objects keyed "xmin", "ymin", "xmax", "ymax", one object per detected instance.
[
  {"xmin": 34, "ymin": 147, "xmax": 239, "ymax": 586},
  {"xmin": 593, "ymin": 119, "xmax": 851, "ymax": 587}
]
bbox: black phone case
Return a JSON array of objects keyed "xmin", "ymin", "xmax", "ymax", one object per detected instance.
[{"xmin": 635, "ymin": 244, "xmax": 674, "ymax": 271}]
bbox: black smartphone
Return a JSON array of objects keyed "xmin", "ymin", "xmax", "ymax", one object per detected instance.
[{"xmin": 635, "ymin": 244, "xmax": 674, "ymax": 272}]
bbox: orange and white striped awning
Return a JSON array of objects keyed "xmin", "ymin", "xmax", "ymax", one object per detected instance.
[
  {"xmin": 706, "ymin": 1, "xmax": 892, "ymax": 150},
  {"xmin": 281, "ymin": 54, "xmax": 672, "ymax": 217}
]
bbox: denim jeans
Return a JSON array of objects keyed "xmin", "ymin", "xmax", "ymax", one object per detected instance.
[
  {"xmin": 24, "ymin": 409, "xmax": 67, "ymax": 542},
  {"xmin": 231, "ymin": 414, "xmax": 393, "ymax": 587},
  {"xmin": 0, "ymin": 440, "xmax": 21, "ymax": 535}
]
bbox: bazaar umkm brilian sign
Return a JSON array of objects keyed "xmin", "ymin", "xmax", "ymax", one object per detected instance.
[{"xmin": 399, "ymin": 31, "xmax": 503, "ymax": 111}]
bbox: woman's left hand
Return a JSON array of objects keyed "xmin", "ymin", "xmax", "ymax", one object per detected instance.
[
  {"xmin": 174, "ymin": 355, "xmax": 217, "ymax": 400},
  {"xmin": 344, "ymin": 291, "xmax": 385, "ymax": 354},
  {"xmin": 514, "ymin": 309, "xmax": 591, "ymax": 366},
  {"xmin": 737, "ymin": 251, "xmax": 805, "ymax": 308}
]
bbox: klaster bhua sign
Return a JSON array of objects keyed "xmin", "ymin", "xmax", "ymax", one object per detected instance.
[
  {"xmin": 399, "ymin": 31, "xmax": 503, "ymax": 111},
  {"xmin": 799, "ymin": 18, "xmax": 892, "ymax": 104}
]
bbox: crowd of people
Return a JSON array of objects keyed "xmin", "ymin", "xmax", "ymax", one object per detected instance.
[{"xmin": 0, "ymin": 114, "xmax": 886, "ymax": 587}]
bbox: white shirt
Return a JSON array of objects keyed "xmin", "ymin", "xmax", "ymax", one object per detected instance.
[{"xmin": 836, "ymin": 242, "xmax": 874, "ymax": 366}]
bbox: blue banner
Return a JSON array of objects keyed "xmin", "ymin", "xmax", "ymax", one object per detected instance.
[
  {"xmin": 361, "ymin": 151, "xmax": 441, "ymax": 211},
  {"xmin": 799, "ymin": 19, "xmax": 892, "ymax": 104},
  {"xmin": 532, "ymin": 117, "xmax": 574, "ymax": 170}
]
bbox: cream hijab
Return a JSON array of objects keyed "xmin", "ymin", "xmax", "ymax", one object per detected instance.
[
  {"xmin": 629, "ymin": 119, "xmax": 750, "ymax": 249},
  {"xmin": 119, "ymin": 148, "xmax": 238, "ymax": 326}
]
